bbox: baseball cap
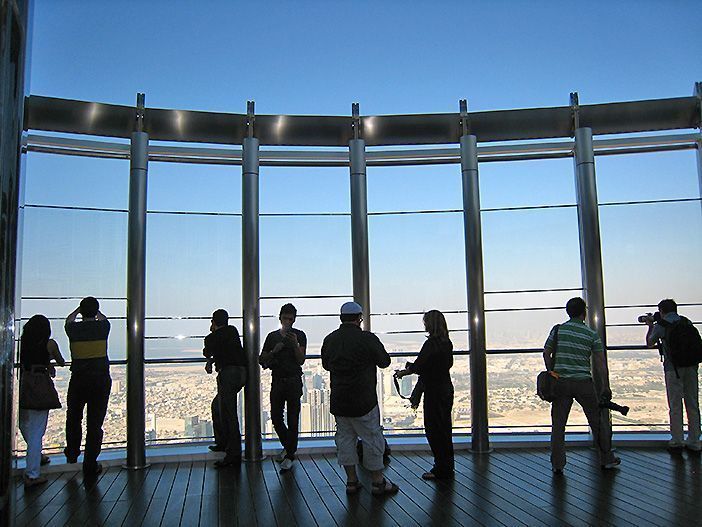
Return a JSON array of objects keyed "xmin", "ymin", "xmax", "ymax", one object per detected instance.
[{"xmin": 340, "ymin": 301, "xmax": 363, "ymax": 315}]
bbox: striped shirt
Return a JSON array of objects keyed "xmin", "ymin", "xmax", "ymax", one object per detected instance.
[{"xmin": 544, "ymin": 318, "xmax": 603, "ymax": 380}]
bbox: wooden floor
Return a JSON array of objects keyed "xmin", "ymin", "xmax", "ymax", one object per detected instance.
[{"xmin": 12, "ymin": 447, "xmax": 701, "ymax": 526}]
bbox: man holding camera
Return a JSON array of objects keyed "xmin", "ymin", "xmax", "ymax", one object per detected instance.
[
  {"xmin": 644, "ymin": 299, "xmax": 701, "ymax": 453},
  {"xmin": 259, "ymin": 303, "xmax": 307, "ymax": 473},
  {"xmin": 64, "ymin": 297, "xmax": 111, "ymax": 478},
  {"xmin": 543, "ymin": 297, "xmax": 620, "ymax": 474}
]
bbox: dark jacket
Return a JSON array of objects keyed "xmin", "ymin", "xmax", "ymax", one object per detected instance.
[
  {"xmin": 321, "ymin": 323, "xmax": 391, "ymax": 417},
  {"xmin": 408, "ymin": 336, "xmax": 453, "ymax": 389},
  {"xmin": 203, "ymin": 325, "xmax": 246, "ymax": 370}
]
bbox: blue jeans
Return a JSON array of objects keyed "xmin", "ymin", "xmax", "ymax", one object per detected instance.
[{"xmin": 19, "ymin": 409, "xmax": 49, "ymax": 479}]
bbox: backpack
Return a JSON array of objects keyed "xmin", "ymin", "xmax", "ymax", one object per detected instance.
[{"xmin": 662, "ymin": 316, "xmax": 702, "ymax": 368}]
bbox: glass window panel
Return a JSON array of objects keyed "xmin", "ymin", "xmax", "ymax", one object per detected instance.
[
  {"xmin": 369, "ymin": 214, "xmax": 467, "ymax": 314},
  {"xmin": 260, "ymin": 216, "xmax": 351, "ymax": 297},
  {"xmin": 146, "ymin": 214, "xmax": 241, "ymax": 318},
  {"xmin": 605, "ymin": 305, "xmax": 702, "ymax": 347},
  {"xmin": 367, "ymin": 165, "xmax": 462, "ymax": 213},
  {"xmin": 482, "ymin": 208, "xmax": 581, "ymax": 292},
  {"xmin": 145, "ymin": 363, "xmax": 220, "ymax": 444},
  {"xmin": 21, "ymin": 208, "xmax": 127, "ymax": 299},
  {"xmin": 148, "ymin": 162, "xmax": 241, "ymax": 213},
  {"xmin": 600, "ymin": 201, "xmax": 702, "ymax": 306},
  {"xmin": 596, "ymin": 150, "xmax": 698, "ymax": 203},
  {"xmin": 488, "ymin": 353, "xmax": 589, "ymax": 433},
  {"xmin": 485, "ymin": 309, "xmax": 563, "ymax": 351},
  {"xmin": 371, "ymin": 312, "xmax": 469, "ymax": 352},
  {"xmin": 14, "ymin": 365, "xmax": 127, "ymax": 454},
  {"xmin": 25, "ymin": 152, "xmax": 129, "ymax": 209},
  {"xmin": 607, "ymin": 349, "xmax": 673, "ymax": 431},
  {"xmin": 479, "ymin": 158, "xmax": 575, "ymax": 209},
  {"xmin": 261, "ymin": 166, "xmax": 349, "ymax": 214},
  {"xmin": 485, "ymin": 290, "xmax": 581, "ymax": 311}
]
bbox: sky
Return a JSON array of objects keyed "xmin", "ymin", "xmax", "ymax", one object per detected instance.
[{"xmin": 20, "ymin": 0, "xmax": 702, "ymax": 359}]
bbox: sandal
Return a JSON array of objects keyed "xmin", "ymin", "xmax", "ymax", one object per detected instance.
[
  {"xmin": 371, "ymin": 477, "xmax": 399, "ymax": 496},
  {"xmin": 345, "ymin": 480, "xmax": 362, "ymax": 495}
]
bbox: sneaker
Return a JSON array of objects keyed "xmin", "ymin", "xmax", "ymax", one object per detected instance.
[
  {"xmin": 279, "ymin": 458, "xmax": 294, "ymax": 472},
  {"xmin": 602, "ymin": 457, "xmax": 621, "ymax": 470},
  {"xmin": 275, "ymin": 450, "xmax": 287, "ymax": 463},
  {"xmin": 23, "ymin": 475, "xmax": 48, "ymax": 488},
  {"xmin": 40, "ymin": 454, "xmax": 51, "ymax": 466}
]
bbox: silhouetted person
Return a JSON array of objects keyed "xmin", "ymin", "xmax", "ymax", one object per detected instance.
[
  {"xmin": 645, "ymin": 299, "xmax": 700, "ymax": 453},
  {"xmin": 396, "ymin": 310, "xmax": 454, "ymax": 479},
  {"xmin": 543, "ymin": 297, "xmax": 620, "ymax": 474},
  {"xmin": 259, "ymin": 303, "xmax": 307, "ymax": 472},
  {"xmin": 321, "ymin": 302, "xmax": 398, "ymax": 495},
  {"xmin": 64, "ymin": 297, "xmax": 111, "ymax": 477},
  {"xmin": 19, "ymin": 314, "xmax": 65, "ymax": 487},
  {"xmin": 204, "ymin": 309, "xmax": 247, "ymax": 467}
]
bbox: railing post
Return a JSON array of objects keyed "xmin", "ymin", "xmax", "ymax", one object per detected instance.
[
  {"xmin": 459, "ymin": 100, "xmax": 490, "ymax": 454},
  {"xmin": 242, "ymin": 101, "xmax": 263, "ymax": 461},
  {"xmin": 125, "ymin": 93, "xmax": 149, "ymax": 470},
  {"xmin": 571, "ymin": 93, "xmax": 611, "ymax": 443},
  {"xmin": 349, "ymin": 103, "xmax": 371, "ymax": 329}
]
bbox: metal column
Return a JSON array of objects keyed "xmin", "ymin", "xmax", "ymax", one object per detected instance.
[
  {"xmin": 572, "ymin": 95, "xmax": 610, "ymax": 406},
  {"xmin": 349, "ymin": 103, "xmax": 371, "ymax": 329},
  {"xmin": 125, "ymin": 94, "xmax": 149, "ymax": 470},
  {"xmin": 242, "ymin": 101, "xmax": 262, "ymax": 461},
  {"xmin": 459, "ymin": 100, "xmax": 490, "ymax": 454},
  {"xmin": 1, "ymin": 1, "xmax": 32, "ymax": 523},
  {"xmin": 694, "ymin": 83, "xmax": 702, "ymax": 214}
]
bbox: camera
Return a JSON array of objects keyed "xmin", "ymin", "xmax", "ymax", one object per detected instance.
[
  {"xmin": 599, "ymin": 400, "xmax": 630, "ymax": 416},
  {"xmin": 637, "ymin": 312, "xmax": 661, "ymax": 324}
]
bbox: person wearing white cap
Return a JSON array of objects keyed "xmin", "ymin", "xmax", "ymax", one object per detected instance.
[{"xmin": 321, "ymin": 301, "xmax": 399, "ymax": 495}]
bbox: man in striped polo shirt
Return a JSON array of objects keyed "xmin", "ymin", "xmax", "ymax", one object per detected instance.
[
  {"xmin": 543, "ymin": 297, "xmax": 620, "ymax": 474},
  {"xmin": 64, "ymin": 296, "xmax": 112, "ymax": 477}
]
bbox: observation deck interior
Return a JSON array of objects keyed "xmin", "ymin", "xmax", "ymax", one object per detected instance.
[{"xmin": 13, "ymin": 446, "xmax": 701, "ymax": 527}]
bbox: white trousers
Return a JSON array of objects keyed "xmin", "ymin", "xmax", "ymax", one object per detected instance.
[
  {"xmin": 665, "ymin": 366, "xmax": 701, "ymax": 449},
  {"xmin": 19, "ymin": 408, "xmax": 49, "ymax": 478},
  {"xmin": 334, "ymin": 405, "xmax": 385, "ymax": 471}
]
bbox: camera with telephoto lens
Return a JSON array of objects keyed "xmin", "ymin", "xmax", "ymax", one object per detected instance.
[
  {"xmin": 637, "ymin": 312, "xmax": 661, "ymax": 324},
  {"xmin": 599, "ymin": 400, "xmax": 630, "ymax": 416}
]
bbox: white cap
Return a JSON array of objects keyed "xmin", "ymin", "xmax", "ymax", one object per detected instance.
[{"xmin": 340, "ymin": 301, "xmax": 363, "ymax": 315}]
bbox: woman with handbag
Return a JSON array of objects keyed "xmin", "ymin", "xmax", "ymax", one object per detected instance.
[
  {"xmin": 19, "ymin": 314, "xmax": 65, "ymax": 487},
  {"xmin": 396, "ymin": 310, "xmax": 455, "ymax": 480}
]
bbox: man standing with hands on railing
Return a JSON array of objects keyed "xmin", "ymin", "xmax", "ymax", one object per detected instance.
[
  {"xmin": 204, "ymin": 309, "xmax": 247, "ymax": 467},
  {"xmin": 259, "ymin": 303, "xmax": 307, "ymax": 473},
  {"xmin": 64, "ymin": 296, "xmax": 111, "ymax": 478}
]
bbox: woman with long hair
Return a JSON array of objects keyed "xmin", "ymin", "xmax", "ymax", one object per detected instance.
[
  {"xmin": 19, "ymin": 314, "xmax": 65, "ymax": 487},
  {"xmin": 396, "ymin": 310, "xmax": 454, "ymax": 479}
]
